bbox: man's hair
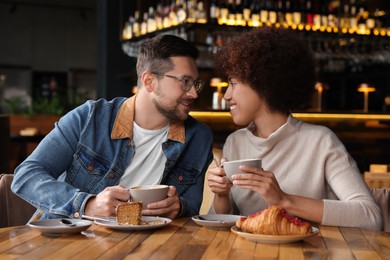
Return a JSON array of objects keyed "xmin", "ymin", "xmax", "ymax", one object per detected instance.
[
  {"xmin": 214, "ymin": 27, "xmax": 317, "ymax": 113},
  {"xmin": 136, "ymin": 34, "xmax": 199, "ymax": 86}
]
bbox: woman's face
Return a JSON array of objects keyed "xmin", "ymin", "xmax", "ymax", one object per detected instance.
[{"xmin": 223, "ymin": 78, "xmax": 263, "ymax": 126}]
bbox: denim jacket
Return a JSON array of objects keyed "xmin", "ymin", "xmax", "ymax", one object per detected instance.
[{"xmin": 12, "ymin": 96, "xmax": 213, "ymax": 221}]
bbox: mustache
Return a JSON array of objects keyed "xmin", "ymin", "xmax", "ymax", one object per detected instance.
[{"xmin": 179, "ymin": 97, "xmax": 195, "ymax": 104}]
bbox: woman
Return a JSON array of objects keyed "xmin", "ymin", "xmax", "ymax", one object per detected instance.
[{"xmin": 207, "ymin": 27, "xmax": 382, "ymax": 230}]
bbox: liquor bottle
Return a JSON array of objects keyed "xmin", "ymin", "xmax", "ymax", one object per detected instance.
[
  {"xmin": 260, "ymin": 0, "xmax": 268, "ymax": 24},
  {"xmin": 147, "ymin": 6, "xmax": 157, "ymax": 33},
  {"xmin": 292, "ymin": 0, "xmax": 302, "ymax": 26},
  {"xmin": 320, "ymin": 0, "xmax": 329, "ymax": 29},
  {"xmin": 179, "ymin": 27, "xmax": 187, "ymax": 40},
  {"xmin": 312, "ymin": 0, "xmax": 321, "ymax": 28},
  {"xmin": 205, "ymin": 32, "xmax": 214, "ymax": 53},
  {"xmin": 340, "ymin": 2, "xmax": 350, "ymax": 29},
  {"xmin": 155, "ymin": 3, "xmax": 164, "ymax": 30},
  {"xmin": 350, "ymin": 0, "xmax": 357, "ymax": 30},
  {"xmin": 365, "ymin": 10, "xmax": 376, "ymax": 30},
  {"xmin": 284, "ymin": 0, "xmax": 293, "ymax": 26},
  {"xmin": 357, "ymin": 7, "xmax": 367, "ymax": 34},
  {"xmin": 122, "ymin": 16, "xmax": 134, "ymax": 40},
  {"xmin": 215, "ymin": 32, "xmax": 224, "ymax": 48},
  {"xmin": 176, "ymin": 0, "xmax": 186, "ymax": 24},
  {"xmin": 197, "ymin": 1, "xmax": 207, "ymax": 23},
  {"xmin": 186, "ymin": 0, "xmax": 196, "ymax": 23},
  {"xmin": 327, "ymin": 1, "xmax": 338, "ymax": 29},
  {"xmin": 235, "ymin": 0, "xmax": 244, "ymax": 25},
  {"xmin": 141, "ymin": 12, "xmax": 148, "ymax": 35},
  {"xmin": 227, "ymin": 0, "xmax": 236, "ymax": 25},
  {"xmin": 304, "ymin": 0, "xmax": 313, "ymax": 26},
  {"xmin": 268, "ymin": 0, "xmax": 277, "ymax": 24},
  {"xmin": 161, "ymin": 1, "xmax": 170, "ymax": 28},
  {"xmin": 210, "ymin": 0, "xmax": 220, "ymax": 24},
  {"xmin": 277, "ymin": 0, "xmax": 285, "ymax": 25},
  {"xmin": 220, "ymin": 0, "xmax": 229, "ymax": 24},
  {"xmin": 133, "ymin": 11, "xmax": 141, "ymax": 37},
  {"xmin": 169, "ymin": 0, "xmax": 179, "ymax": 26},
  {"xmin": 242, "ymin": 0, "xmax": 251, "ymax": 23},
  {"xmin": 251, "ymin": 0, "xmax": 261, "ymax": 26}
]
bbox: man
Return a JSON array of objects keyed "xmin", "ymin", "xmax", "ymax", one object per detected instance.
[{"xmin": 12, "ymin": 34, "xmax": 213, "ymax": 221}]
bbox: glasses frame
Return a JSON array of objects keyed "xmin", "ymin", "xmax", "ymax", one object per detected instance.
[{"xmin": 152, "ymin": 72, "xmax": 204, "ymax": 93}]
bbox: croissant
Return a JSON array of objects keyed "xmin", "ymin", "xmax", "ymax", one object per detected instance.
[{"xmin": 236, "ymin": 206, "xmax": 312, "ymax": 235}]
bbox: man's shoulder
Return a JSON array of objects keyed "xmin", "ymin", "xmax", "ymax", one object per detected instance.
[
  {"xmin": 66, "ymin": 98, "xmax": 127, "ymax": 121},
  {"xmin": 185, "ymin": 115, "xmax": 212, "ymax": 132},
  {"xmin": 76, "ymin": 97, "xmax": 127, "ymax": 114},
  {"xmin": 184, "ymin": 116, "xmax": 213, "ymax": 142},
  {"xmin": 87, "ymin": 97, "xmax": 127, "ymax": 107}
]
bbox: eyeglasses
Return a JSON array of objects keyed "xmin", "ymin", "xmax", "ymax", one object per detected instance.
[{"xmin": 152, "ymin": 73, "xmax": 204, "ymax": 93}]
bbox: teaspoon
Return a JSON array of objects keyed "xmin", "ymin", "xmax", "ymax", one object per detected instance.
[{"xmin": 60, "ymin": 219, "xmax": 76, "ymax": 227}]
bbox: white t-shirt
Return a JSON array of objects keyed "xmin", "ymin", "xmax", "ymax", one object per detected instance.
[{"xmin": 119, "ymin": 122, "xmax": 169, "ymax": 188}]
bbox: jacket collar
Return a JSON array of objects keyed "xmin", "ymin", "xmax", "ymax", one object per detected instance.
[{"xmin": 111, "ymin": 96, "xmax": 186, "ymax": 144}]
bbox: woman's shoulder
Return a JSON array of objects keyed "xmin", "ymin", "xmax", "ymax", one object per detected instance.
[
  {"xmin": 293, "ymin": 117, "xmax": 343, "ymax": 144},
  {"xmin": 226, "ymin": 127, "xmax": 250, "ymax": 140}
]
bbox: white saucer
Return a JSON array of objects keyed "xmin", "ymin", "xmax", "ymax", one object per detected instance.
[
  {"xmin": 28, "ymin": 218, "xmax": 93, "ymax": 236},
  {"xmin": 192, "ymin": 214, "xmax": 241, "ymax": 229}
]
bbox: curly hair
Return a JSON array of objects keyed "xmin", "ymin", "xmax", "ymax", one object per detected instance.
[{"xmin": 214, "ymin": 27, "xmax": 317, "ymax": 113}]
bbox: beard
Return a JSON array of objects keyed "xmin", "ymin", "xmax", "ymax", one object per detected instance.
[{"xmin": 153, "ymin": 94, "xmax": 193, "ymax": 121}]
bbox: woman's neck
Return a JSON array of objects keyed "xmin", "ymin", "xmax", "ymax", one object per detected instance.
[{"xmin": 252, "ymin": 112, "xmax": 289, "ymax": 138}]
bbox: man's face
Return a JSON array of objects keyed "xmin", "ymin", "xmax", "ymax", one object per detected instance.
[{"xmin": 152, "ymin": 56, "xmax": 200, "ymax": 121}]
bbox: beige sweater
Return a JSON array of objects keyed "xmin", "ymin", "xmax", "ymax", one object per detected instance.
[{"xmin": 210, "ymin": 115, "xmax": 382, "ymax": 230}]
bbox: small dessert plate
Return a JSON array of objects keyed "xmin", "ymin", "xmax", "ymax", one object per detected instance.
[
  {"xmin": 192, "ymin": 214, "xmax": 241, "ymax": 229},
  {"xmin": 28, "ymin": 218, "xmax": 93, "ymax": 236},
  {"xmin": 94, "ymin": 216, "xmax": 172, "ymax": 231}
]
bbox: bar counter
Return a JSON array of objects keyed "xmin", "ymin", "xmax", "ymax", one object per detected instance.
[
  {"xmin": 190, "ymin": 111, "xmax": 390, "ymax": 172},
  {"xmin": 0, "ymin": 218, "xmax": 389, "ymax": 259},
  {"xmin": 189, "ymin": 111, "xmax": 390, "ymax": 134}
]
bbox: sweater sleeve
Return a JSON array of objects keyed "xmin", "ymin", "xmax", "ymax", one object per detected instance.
[
  {"xmin": 321, "ymin": 130, "xmax": 383, "ymax": 230},
  {"xmin": 322, "ymin": 166, "xmax": 383, "ymax": 230}
]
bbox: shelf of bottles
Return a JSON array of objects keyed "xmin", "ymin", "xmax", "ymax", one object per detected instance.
[{"xmin": 121, "ymin": 0, "xmax": 390, "ymax": 58}]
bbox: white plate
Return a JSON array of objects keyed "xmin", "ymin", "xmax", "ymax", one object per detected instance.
[
  {"xmin": 192, "ymin": 214, "xmax": 241, "ymax": 229},
  {"xmin": 231, "ymin": 226, "xmax": 319, "ymax": 243},
  {"xmin": 28, "ymin": 218, "xmax": 93, "ymax": 236},
  {"xmin": 94, "ymin": 216, "xmax": 172, "ymax": 231}
]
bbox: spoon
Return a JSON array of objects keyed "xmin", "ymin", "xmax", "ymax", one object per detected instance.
[
  {"xmin": 82, "ymin": 215, "xmax": 114, "ymax": 222},
  {"xmin": 60, "ymin": 219, "xmax": 76, "ymax": 227}
]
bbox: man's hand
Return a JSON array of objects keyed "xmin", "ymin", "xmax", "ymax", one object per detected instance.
[
  {"xmin": 141, "ymin": 186, "xmax": 181, "ymax": 219},
  {"xmin": 84, "ymin": 185, "xmax": 130, "ymax": 216}
]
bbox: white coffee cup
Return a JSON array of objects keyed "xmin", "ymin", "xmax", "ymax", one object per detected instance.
[
  {"xmin": 223, "ymin": 159, "xmax": 262, "ymax": 180},
  {"xmin": 130, "ymin": 184, "xmax": 169, "ymax": 209}
]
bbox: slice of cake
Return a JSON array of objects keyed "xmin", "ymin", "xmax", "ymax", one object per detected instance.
[{"xmin": 116, "ymin": 202, "xmax": 143, "ymax": 225}]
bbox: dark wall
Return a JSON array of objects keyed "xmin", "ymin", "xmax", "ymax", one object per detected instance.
[{"xmin": 96, "ymin": 0, "xmax": 138, "ymax": 99}]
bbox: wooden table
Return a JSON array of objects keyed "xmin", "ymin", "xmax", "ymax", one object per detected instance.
[{"xmin": 0, "ymin": 218, "xmax": 389, "ymax": 259}]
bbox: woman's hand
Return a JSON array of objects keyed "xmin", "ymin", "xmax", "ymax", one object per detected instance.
[
  {"xmin": 231, "ymin": 165, "xmax": 286, "ymax": 206},
  {"xmin": 207, "ymin": 159, "xmax": 233, "ymax": 196},
  {"xmin": 207, "ymin": 159, "xmax": 234, "ymax": 214}
]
